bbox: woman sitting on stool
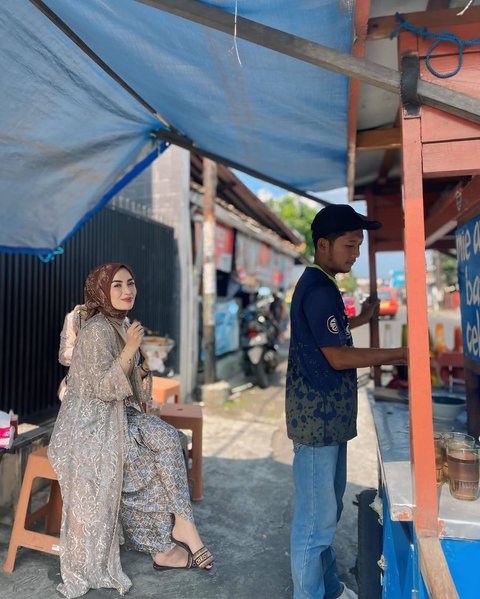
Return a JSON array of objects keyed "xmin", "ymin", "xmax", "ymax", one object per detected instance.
[{"xmin": 49, "ymin": 263, "xmax": 214, "ymax": 599}]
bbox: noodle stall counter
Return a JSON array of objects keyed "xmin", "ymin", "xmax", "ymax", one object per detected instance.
[
  {"xmin": 354, "ymin": 8, "xmax": 480, "ymax": 598},
  {"xmin": 360, "ymin": 391, "xmax": 480, "ymax": 599}
]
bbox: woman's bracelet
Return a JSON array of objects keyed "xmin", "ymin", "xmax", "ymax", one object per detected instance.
[
  {"xmin": 118, "ymin": 351, "xmax": 134, "ymax": 373},
  {"xmin": 140, "ymin": 363, "xmax": 150, "ymax": 374}
]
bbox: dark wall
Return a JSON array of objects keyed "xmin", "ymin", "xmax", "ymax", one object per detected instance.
[{"xmin": 0, "ymin": 206, "xmax": 177, "ymax": 424}]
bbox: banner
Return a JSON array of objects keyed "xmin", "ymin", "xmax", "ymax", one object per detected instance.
[
  {"xmin": 215, "ymin": 222, "xmax": 234, "ymax": 273},
  {"xmin": 194, "ymin": 220, "xmax": 234, "ymax": 273},
  {"xmin": 234, "ymin": 232, "xmax": 294, "ymax": 290},
  {"xmin": 214, "ymin": 299, "xmax": 240, "ymax": 355},
  {"xmin": 456, "ymin": 215, "xmax": 480, "ymax": 362}
]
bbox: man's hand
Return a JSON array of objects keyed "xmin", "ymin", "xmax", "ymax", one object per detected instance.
[
  {"xmin": 320, "ymin": 345, "xmax": 408, "ymax": 370},
  {"xmin": 359, "ymin": 296, "xmax": 379, "ymax": 321},
  {"xmin": 349, "ymin": 296, "xmax": 379, "ymax": 329}
]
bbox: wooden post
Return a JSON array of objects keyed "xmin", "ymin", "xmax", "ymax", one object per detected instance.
[
  {"xmin": 366, "ymin": 188, "xmax": 381, "ymax": 386},
  {"xmin": 399, "ymin": 31, "xmax": 459, "ymax": 599},
  {"xmin": 402, "ymin": 104, "xmax": 439, "ymax": 535},
  {"xmin": 402, "ymin": 109, "xmax": 460, "ymax": 599},
  {"xmin": 202, "ymin": 158, "xmax": 217, "ymax": 384},
  {"xmin": 399, "ymin": 30, "xmax": 438, "ymax": 538}
]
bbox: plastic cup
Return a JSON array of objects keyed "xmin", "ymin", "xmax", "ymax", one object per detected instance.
[
  {"xmin": 441, "ymin": 432, "xmax": 475, "ymax": 479},
  {"xmin": 447, "ymin": 441, "xmax": 479, "ymax": 501}
]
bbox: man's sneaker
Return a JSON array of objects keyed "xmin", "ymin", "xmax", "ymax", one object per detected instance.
[{"xmin": 337, "ymin": 582, "xmax": 358, "ymax": 599}]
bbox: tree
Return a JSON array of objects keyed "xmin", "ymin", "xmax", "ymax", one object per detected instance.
[
  {"xmin": 266, "ymin": 194, "xmax": 318, "ymax": 258},
  {"xmin": 337, "ymin": 272, "xmax": 358, "ymax": 294},
  {"xmin": 439, "ymin": 252, "xmax": 457, "ymax": 287}
]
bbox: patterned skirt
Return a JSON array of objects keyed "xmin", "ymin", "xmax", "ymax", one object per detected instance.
[{"xmin": 120, "ymin": 409, "xmax": 193, "ymax": 555}]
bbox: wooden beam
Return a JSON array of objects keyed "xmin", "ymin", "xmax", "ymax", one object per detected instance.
[
  {"xmin": 423, "ymin": 139, "xmax": 480, "ymax": 177},
  {"xmin": 367, "ymin": 6, "xmax": 480, "ymax": 41},
  {"xmin": 456, "ymin": 175, "xmax": 480, "ymax": 224},
  {"xmin": 427, "ymin": 0, "xmax": 451, "ymax": 10},
  {"xmin": 377, "ymin": 110, "xmax": 401, "ymax": 183},
  {"xmin": 347, "ymin": 0, "xmax": 371, "ymax": 200},
  {"xmin": 153, "ymin": 129, "xmax": 331, "ymax": 205},
  {"xmin": 375, "ymin": 240, "xmax": 403, "ymax": 252},
  {"xmin": 431, "ymin": 239, "xmax": 456, "ymax": 252},
  {"xmin": 136, "ymin": 0, "xmax": 480, "ymax": 126},
  {"xmin": 377, "ymin": 149, "xmax": 398, "ymax": 184},
  {"xmin": 357, "ymin": 128, "xmax": 401, "ymax": 151},
  {"xmin": 417, "ymin": 536, "xmax": 459, "ymax": 599},
  {"xmin": 425, "ymin": 177, "xmax": 480, "ymax": 244},
  {"xmin": 425, "ymin": 183, "xmax": 463, "ymax": 245}
]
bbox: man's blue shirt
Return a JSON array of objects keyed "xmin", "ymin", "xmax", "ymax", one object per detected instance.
[{"xmin": 285, "ymin": 266, "xmax": 358, "ymax": 446}]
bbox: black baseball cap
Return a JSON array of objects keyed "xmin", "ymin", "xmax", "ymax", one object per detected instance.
[{"xmin": 311, "ymin": 204, "xmax": 382, "ymax": 246}]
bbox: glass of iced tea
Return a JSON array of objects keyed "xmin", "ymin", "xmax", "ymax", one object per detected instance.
[
  {"xmin": 446, "ymin": 441, "xmax": 479, "ymax": 501},
  {"xmin": 441, "ymin": 432, "xmax": 475, "ymax": 480},
  {"xmin": 434, "ymin": 432, "xmax": 444, "ymax": 486}
]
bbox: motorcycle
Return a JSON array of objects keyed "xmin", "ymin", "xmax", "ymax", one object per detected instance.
[{"xmin": 240, "ymin": 299, "xmax": 280, "ymax": 388}]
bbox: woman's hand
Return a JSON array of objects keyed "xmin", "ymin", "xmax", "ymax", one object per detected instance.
[{"xmin": 126, "ymin": 320, "xmax": 144, "ymax": 351}]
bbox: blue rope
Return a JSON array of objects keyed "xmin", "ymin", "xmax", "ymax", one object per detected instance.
[
  {"xmin": 391, "ymin": 12, "xmax": 480, "ymax": 78},
  {"xmin": 38, "ymin": 246, "xmax": 64, "ymax": 263}
]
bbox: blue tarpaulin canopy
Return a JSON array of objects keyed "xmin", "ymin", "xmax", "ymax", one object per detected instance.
[{"xmin": 0, "ymin": 0, "xmax": 353, "ymax": 253}]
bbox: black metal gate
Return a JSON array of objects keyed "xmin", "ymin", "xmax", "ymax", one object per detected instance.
[{"xmin": 0, "ymin": 206, "xmax": 177, "ymax": 423}]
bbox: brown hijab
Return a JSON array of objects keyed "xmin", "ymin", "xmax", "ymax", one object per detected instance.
[{"xmin": 84, "ymin": 263, "xmax": 135, "ymax": 343}]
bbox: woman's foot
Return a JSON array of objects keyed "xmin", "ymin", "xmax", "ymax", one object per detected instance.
[
  {"xmin": 171, "ymin": 515, "xmax": 214, "ymax": 570},
  {"xmin": 153, "ymin": 546, "xmax": 190, "ymax": 569}
]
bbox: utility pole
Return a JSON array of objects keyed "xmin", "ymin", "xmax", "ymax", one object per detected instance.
[{"xmin": 202, "ymin": 158, "xmax": 217, "ymax": 384}]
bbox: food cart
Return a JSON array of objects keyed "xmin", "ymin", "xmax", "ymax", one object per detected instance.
[{"xmin": 354, "ymin": 7, "xmax": 480, "ymax": 598}]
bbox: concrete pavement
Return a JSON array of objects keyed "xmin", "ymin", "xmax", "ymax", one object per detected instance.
[{"xmin": 0, "ymin": 344, "xmax": 379, "ymax": 599}]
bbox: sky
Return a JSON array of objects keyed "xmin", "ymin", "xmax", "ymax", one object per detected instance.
[{"xmin": 236, "ymin": 173, "xmax": 405, "ymax": 280}]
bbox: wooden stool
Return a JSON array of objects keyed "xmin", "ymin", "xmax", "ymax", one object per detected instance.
[
  {"xmin": 151, "ymin": 376, "xmax": 181, "ymax": 404},
  {"xmin": 3, "ymin": 446, "xmax": 62, "ymax": 573},
  {"xmin": 160, "ymin": 404, "xmax": 203, "ymax": 501}
]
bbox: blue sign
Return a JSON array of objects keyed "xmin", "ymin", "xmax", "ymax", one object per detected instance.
[
  {"xmin": 391, "ymin": 270, "xmax": 405, "ymax": 288},
  {"xmin": 456, "ymin": 215, "xmax": 480, "ymax": 362}
]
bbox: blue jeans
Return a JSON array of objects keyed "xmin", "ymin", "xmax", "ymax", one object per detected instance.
[{"xmin": 291, "ymin": 442, "xmax": 347, "ymax": 599}]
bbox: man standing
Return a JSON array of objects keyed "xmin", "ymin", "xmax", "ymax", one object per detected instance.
[{"xmin": 286, "ymin": 204, "xmax": 407, "ymax": 599}]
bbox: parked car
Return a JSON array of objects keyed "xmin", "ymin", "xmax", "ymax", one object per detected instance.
[
  {"xmin": 342, "ymin": 294, "xmax": 356, "ymax": 317},
  {"xmin": 378, "ymin": 287, "xmax": 399, "ymax": 318}
]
